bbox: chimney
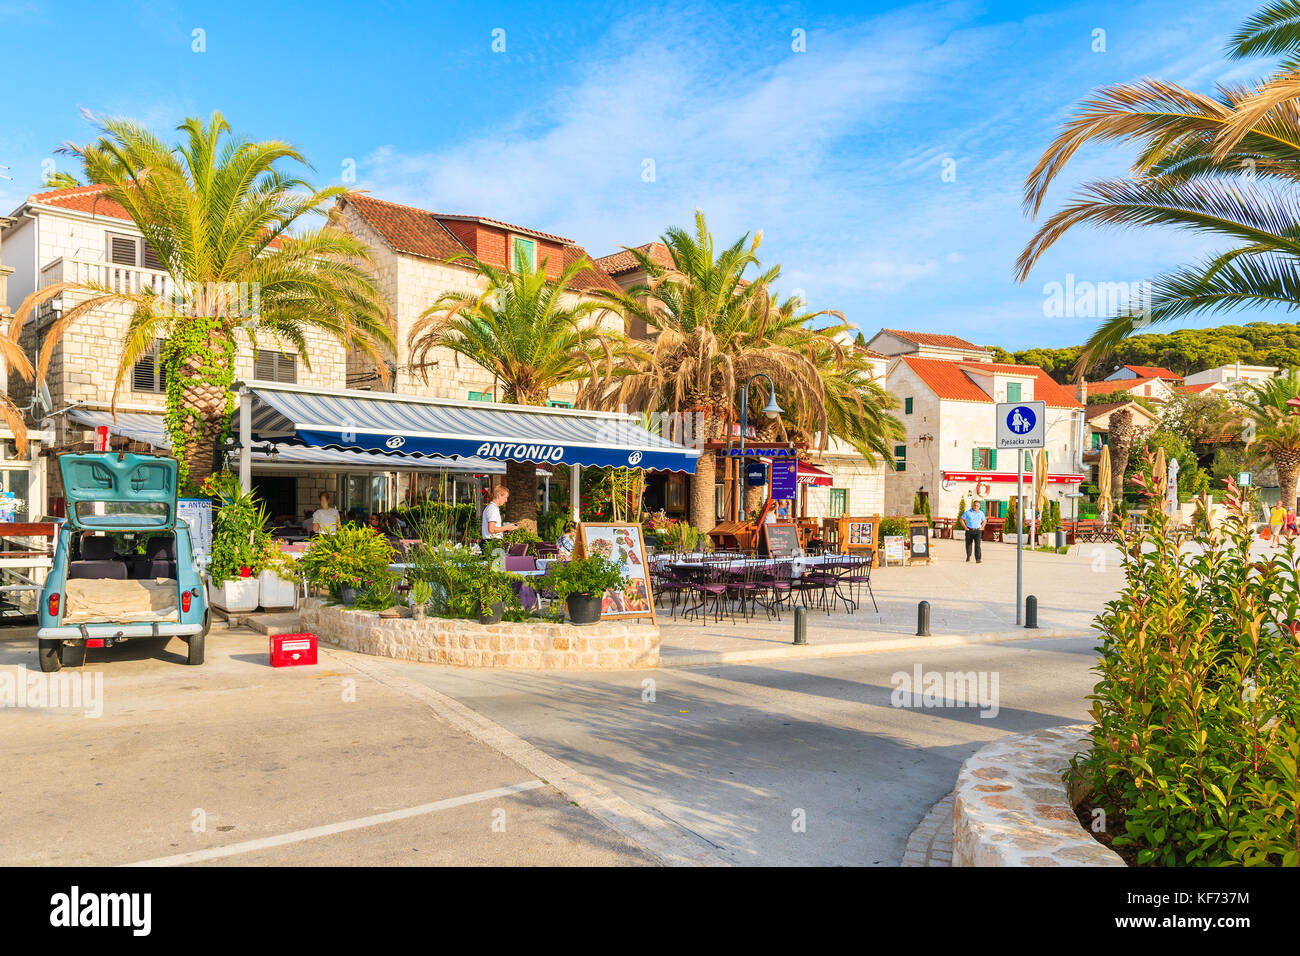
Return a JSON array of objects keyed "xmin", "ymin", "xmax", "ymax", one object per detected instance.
[{"xmin": 1076, "ymin": 380, "xmax": 1087, "ymax": 403}]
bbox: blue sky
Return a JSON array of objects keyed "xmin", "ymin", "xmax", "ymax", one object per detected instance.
[{"xmin": 0, "ymin": 0, "xmax": 1280, "ymax": 349}]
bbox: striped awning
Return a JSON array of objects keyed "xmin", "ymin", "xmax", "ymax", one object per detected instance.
[
  {"xmin": 65, "ymin": 409, "xmax": 508, "ymax": 474},
  {"xmin": 243, "ymin": 382, "xmax": 700, "ymax": 473}
]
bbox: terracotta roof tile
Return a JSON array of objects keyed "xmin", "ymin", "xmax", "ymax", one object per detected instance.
[
  {"xmin": 27, "ymin": 184, "xmax": 131, "ymax": 220},
  {"xmin": 594, "ymin": 242, "xmax": 674, "ymax": 276},
  {"xmin": 1121, "ymin": 364, "xmax": 1182, "ymax": 381},
  {"xmin": 881, "ymin": 328, "xmax": 985, "ymax": 352},
  {"xmin": 901, "ymin": 356, "xmax": 1082, "ymax": 408},
  {"xmin": 1085, "ymin": 377, "xmax": 1164, "ymax": 397},
  {"xmin": 561, "ymin": 245, "xmax": 622, "ymax": 294},
  {"xmin": 1177, "ymin": 382, "xmax": 1216, "ymax": 394}
]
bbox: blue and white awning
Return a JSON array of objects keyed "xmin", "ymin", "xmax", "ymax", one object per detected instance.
[
  {"xmin": 243, "ymin": 383, "xmax": 700, "ymax": 473},
  {"xmin": 65, "ymin": 408, "xmax": 508, "ymax": 474}
]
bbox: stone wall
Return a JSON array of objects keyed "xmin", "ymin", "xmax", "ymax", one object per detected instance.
[
  {"xmin": 952, "ymin": 723, "xmax": 1124, "ymax": 866},
  {"xmin": 300, "ymin": 598, "xmax": 660, "ymax": 669}
]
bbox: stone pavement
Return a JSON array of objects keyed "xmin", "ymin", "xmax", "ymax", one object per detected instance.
[
  {"xmin": 656, "ymin": 538, "xmax": 1123, "ymax": 665},
  {"xmin": 902, "ymin": 791, "xmax": 953, "ymax": 867}
]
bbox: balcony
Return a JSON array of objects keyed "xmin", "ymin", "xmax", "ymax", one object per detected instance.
[{"xmin": 39, "ymin": 256, "xmax": 173, "ymax": 314}]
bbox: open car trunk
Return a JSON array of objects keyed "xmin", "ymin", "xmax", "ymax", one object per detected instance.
[{"xmin": 62, "ymin": 578, "xmax": 179, "ymax": 625}]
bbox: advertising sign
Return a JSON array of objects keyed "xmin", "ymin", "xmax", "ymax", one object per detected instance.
[
  {"xmin": 575, "ymin": 523, "xmax": 655, "ymax": 622},
  {"xmin": 770, "ymin": 461, "xmax": 798, "ymax": 499},
  {"xmin": 178, "ymin": 498, "xmax": 213, "ymax": 567}
]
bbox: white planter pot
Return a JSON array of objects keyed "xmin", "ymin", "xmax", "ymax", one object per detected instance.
[
  {"xmin": 1004, "ymin": 534, "xmax": 1028, "ymax": 545},
  {"xmin": 259, "ymin": 571, "xmax": 299, "ymax": 610},
  {"xmin": 208, "ymin": 576, "xmax": 260, "ymax": 613}
]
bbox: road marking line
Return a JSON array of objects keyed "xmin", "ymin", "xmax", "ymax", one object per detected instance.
[{"xmin": 121, "ymin": 781, "xmax": 544, "ymax": 867}]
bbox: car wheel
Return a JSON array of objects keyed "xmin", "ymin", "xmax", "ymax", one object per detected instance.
[
  {"xmin": 38, "ymin": 639, "xmax": 62, "ymax": 673},
  {"xmin": 186, "ymin": 630, "xmax": 205, "ymax": 665}
]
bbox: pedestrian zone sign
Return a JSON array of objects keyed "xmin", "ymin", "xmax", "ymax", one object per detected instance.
[{"xmin": 995, "ymin": 401, "xmax": 1046, "ymax": 450}]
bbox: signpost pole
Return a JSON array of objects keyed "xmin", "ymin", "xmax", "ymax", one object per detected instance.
[{"xmin": 1016, "ymin": 450, "xmax": 1023, "ymax": 626}]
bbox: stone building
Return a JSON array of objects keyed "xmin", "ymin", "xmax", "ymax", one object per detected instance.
[{"xmin": 884, "ymin": 346, "xmax": 1086, "ymax": 522}]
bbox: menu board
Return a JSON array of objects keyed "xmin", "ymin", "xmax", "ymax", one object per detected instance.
[
  {"xmin": 910, "ymin": 527, "xmax": 930, "ymax": 559},
  {"xmin": 845, "ymin": 520, "xmax": 875, "ymax": 549},
  {"xmin": 760, "ymin": 522, "xmax": 801, "ymax": 557},
  {"xmin": 883, "ymin": 536, "xmax": 906, "ymax": 564},
  {"xmin": 575, "ymin": 523, "xmax": 655, "ymax": 622},
  {"xmin": 178, "ymin": 498, "xmax": 213, "ymax": 566}
]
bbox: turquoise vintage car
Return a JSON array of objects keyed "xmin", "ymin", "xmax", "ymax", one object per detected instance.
[{"xmin": 37, "ymin": 452, "xmax": 209, "ymax": 672}]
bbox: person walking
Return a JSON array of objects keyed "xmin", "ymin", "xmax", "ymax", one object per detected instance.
[
  {"xmin": 1269, "ymin": 502, "xmax": 1287, "ymax": 545},
  {"xmin": 960, "ymin": 500, "xmax": 986, "ymax": 563}
]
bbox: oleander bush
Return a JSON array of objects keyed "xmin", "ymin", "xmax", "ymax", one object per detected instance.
[{"xmin": 1070, "ymin": 450, "xmax": 1300, "ymax": 866}]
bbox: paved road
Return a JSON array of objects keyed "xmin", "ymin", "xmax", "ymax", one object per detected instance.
[
  {"xmin": 0, "ymin": 626, "xmax": 655, "ymax": 867},
  {"xmin": 382, "ymin": 634, "xmax": 1101, "ymax": 865}
]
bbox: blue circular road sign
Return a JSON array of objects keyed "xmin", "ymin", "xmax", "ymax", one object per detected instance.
[{"xmin": 1006, "ymin": 405, "xmax": 1037, "ymax": 435}]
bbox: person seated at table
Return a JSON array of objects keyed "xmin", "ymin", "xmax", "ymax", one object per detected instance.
[
  {"xmin": 556, "ymin": 531, "xmax": 576, "ymax": 558},
  {"xmin": 312, "ymin": 492, "xmax": 340, "ymax": 534}
]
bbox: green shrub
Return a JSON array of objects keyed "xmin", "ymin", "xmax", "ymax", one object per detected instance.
[
  {"xmin": 299, "ymin": 524, "xmax": 396, "ymax": 599},
  {"xmin": 205, "ymin": 472, "xmax": 271, "ymax": 586},
  {"xmin": 538, "ymin": 507, "xmax": 574, "ymax": 542},
  {"xmin": 661, "ymin": 520, "xmax": 702, "ymax": 552},
  {"xmin": 542, "ymin": 555, "xmax": 625, "ymax": 602},
  {"xmin": 1070, "ymin": 451, "xmax": 1300, "ymax": 866},
  {"xmin": 878, "ymin": 516, "xmax": 909, "ymax": 537}
]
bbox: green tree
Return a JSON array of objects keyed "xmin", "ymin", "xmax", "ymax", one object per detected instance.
[
  {"xmin": 1240, "ymin": 367, "xmax": 1300, "ymax": 507},
  {"xmin": 408, "ymin": 255, "xmax": 622, "ymax": 523},
  {"xmin": 14, "ymin": 112, "xmax": 394, "ymax": 491}
]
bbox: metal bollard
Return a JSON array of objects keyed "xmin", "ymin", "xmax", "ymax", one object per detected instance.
[
  {"xmin": 917, "ymin": 600, "xmax": 931, "ymax": 636},
  {"xmin": 1025, "ymin": 595, "xmax": 1038, "ymax": 629},
  {"xmin": 793, "ymin": 606, "xmax": 807, "ymax": 645}
]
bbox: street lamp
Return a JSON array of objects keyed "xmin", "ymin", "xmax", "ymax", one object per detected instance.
[{"xmin": 735, "ymin": 373, "xmax": 783, "ymax": 522}]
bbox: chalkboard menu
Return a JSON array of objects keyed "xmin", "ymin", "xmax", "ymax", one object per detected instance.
[{"xmin": 760, "ymin": 522, "xmax": 801, "ymax": 557}]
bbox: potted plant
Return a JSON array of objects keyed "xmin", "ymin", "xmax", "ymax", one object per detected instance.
[
  {"xmin": 258, "ymin": 544, "xmax": 301, "ymax": 611},
  {"xmin": 543, "ymin": 555, "xmax": 625, "ymax": 625},
  {"xmin": 409, "ymin": 579, "xmax": 432, "ymax": 619},
  {"xmin": 205, "ymin": 473, "xmax": 271, "ymax": 613},
  {"xmin": 299, "ymin": 524, "xmax": 396, "ymax": 607},
  {"xmin": 468, "ymin": 569, "xmax": 518, "ymax": 624}
]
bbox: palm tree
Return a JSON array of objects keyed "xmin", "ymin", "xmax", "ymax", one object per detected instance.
[
  {"xmin": 1017, "ymin": 2, "xmax": 1300, "ymax": 375},
  {"xmin": 1108, "ymin": 407, "xmax": 1136, "ymax": 504},
  {"xmin": 407, "ymin": 255, "xmax": 621, "ymax": 523},
  {"xmin": 12, "ymin": 111, "xmax": 394, "ymax": 491},
  {"xmin": 1241, "ymin": 367, "xmax": 1300, "ymax": 508},
  {"xmin": 580, "ymin": 213, "xmax": 823, "ymax": 531},
  {"xmin": 581, "ymin": 211, "xmax": 900, "ymax": 532}
]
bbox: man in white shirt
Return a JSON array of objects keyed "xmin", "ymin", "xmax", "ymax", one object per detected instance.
[
  {"xmin": 481, "ymin": 485, "xmax": 517, "ymax": 540},
  {"xmin": 312, "ymin": 492, "xmax": 340, "ymax": 534}
]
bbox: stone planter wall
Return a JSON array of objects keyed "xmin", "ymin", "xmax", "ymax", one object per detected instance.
[
  {"xmin": 952, "ymin": 723, "xmax": 1124, "ymax": 866},
  {"xmin": 300, "ymin": 599, "xmax": 659, "ymax": 669}
]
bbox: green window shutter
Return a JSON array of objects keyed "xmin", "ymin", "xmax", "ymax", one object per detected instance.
[
  {"xmin": 894, "ymin": 445, "xmax": 906, "ymax": 472},
  {"xmin": 972, "ymin": 448, "xmax": 980, "ymax": 470},
  {"xmin": 513, "ymin": 238, "xmax": 537, "ymax": 272},
  {"xmin": 989, "ymin": 449, "xmax": 997, "ymax": 470},
  {"xmin": 1007, "ymin": 382, "xmax": 1021, "ymax": 402},
  {"xmin": 904, "ymin": 397, "xmax": 913, "ymax": 415}
]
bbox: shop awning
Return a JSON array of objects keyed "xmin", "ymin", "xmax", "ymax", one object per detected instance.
[
  {"xmin": 797, "ymin": 461, "xmax": 833, "ymax": 486},
  {"xmin": 242, "ymin": 382, "xmax": 700, "ymax": 473},
  {"xmin": 65, "ymin": 409, "xmax": 508, "ymax": 474},
  {"xmin": 761, "ymin": 457, "xmax": 833, "ymax": 486}
]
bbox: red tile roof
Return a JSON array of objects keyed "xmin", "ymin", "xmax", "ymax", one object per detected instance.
[
  {"xmin": 901, "ymin": 356, "xmax": 1082, "ymax": 408},
  {"xmin": 594, "ymin": 242, "xmax": 674, "ymax": 276},
  {"xmin": 26, "ymin": 184, "xmax": 289, "ymax": 247},
  {"xmin": 1085, "ymin": 377, "xmax": 1166, "ymax": 397},
  {"xmin": 344, "ymin": 194, "xmax": 620, "ymax": 294},
  {"xmin": 27, "ymin": 184, "xmax": 131, "ymax": 220},
  {"xmin": 881, "ymin": 329, "xmax": 985, "ymax": 352},
  {"xmin": 1121, "ymin": 364, "xmax": 1182, "ymax": 381},
  {"xmin": 1176, "ymin": 382, "xmax": 1216, "ymax": 394}
]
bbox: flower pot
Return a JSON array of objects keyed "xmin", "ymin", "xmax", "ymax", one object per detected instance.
[
  {"xmin": 340, "ymin": 587, "xmax": 358, "ymax": 607},
  {"xmin": 412, "ymin": 603, "xmax": 427, "ymax": 621},
  {"xmin": 477, "ymin": 601, "xmax": 503, "ymax": 625},
  {"xmin": 565, "ymin": 592, "xmax": 602, "ymax": 625},
  {"xmin": 208, "ymin": 575, "xmax": 260, "ymax": 613},
  {"xmin": 258, "ymin": 571, "xmax": 299, "ymax": 610}
]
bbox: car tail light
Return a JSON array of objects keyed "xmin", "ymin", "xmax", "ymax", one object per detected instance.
[
  {"xmin": 182, "ymin": 590, "xmax": 192, "ymax": 613},
  {"xmin": 86, "ymin": 639, "xmax": 104, "ymax": 648},
  {"xmin": 48, "ymin": 593, "xmax": 59, "ymax": 617}
]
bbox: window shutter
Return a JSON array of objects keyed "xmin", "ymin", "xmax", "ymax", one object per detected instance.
[
  {"xmin": 277, "ymin": 352, "xmax": 296, "ymax": 384},
  {"xmin": 132, "ymin": 352, "xmax": 156, "ymax": 391},
  {"xmin": 904, "ymin": 397, "xmax": 913, "ymax": 414},
  {"xmin": 972, "ymin": 448, "xmax": 980, "ymax": 470},
  {"xmin": 141, "ymin": 242, "xmax": 165, "ymax": 270},
  {"xmin": 1007, "ymin": 382, "xmax": 1021, "ymax": 402},
  {"xmin": 989, "ymin": 449, "xmax": 997, "ymax": 470},
  {"xmin": 109, "ymin": 235, "xmax": 138, "ymax": 265},
  {"xmin": 254, "ymin": 351, "xmax": 275, "ymax": 381}
]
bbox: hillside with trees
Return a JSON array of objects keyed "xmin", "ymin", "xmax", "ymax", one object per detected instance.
[{"xmin": 987, "ymin": 322, "xmax": 1300, "ymax": 383}]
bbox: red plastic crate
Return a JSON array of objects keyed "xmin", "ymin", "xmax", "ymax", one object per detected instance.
[{"xmin": 270, "ymin": 632, "xmax": 318, "ymax": 667}]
